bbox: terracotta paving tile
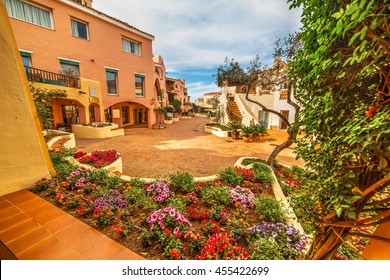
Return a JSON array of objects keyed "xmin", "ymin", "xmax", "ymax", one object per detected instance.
[
  {"xmin": 33, "ymin": 207, "xmax": 66, "ymax": 225},
  {"xmin": 2, "ymin": 190, "xmax": 37, "ymax": 205},
  {"xmin": 0, "ymin": 206, "xmax": 23, "ymax": 222},
  {"xmin": 17, "ymin": 236, "xmax": 65, "ymax": 260},
  {"xmin": 44, "ymin": 244, "xmax": 82, "ymax": 260},
  {"xmin": 23, "ymin": 201, "xmax": 55, "ymax": 218},
  {"xmin": 0, "ymin": 198, "xmax": 13, "ymax": 209},
  {"xmin": 0, "ymin": 218, "xmax": 41, "ymax": 243},
  {"xmin": 68, "ymin": 228, "xmax": 108, "ymax": 255},
  {"xmin": 55, "ymin": 220, "xmax": 91, "ymax": 244},
  {"xmin": 5, "ymin": 226, "xmax": 51, "ymax": 255},
  {"xmin": 81, "ymin": 237, "xmax": 125, "ymax": 260},
  {"xmin": 0, "ymin": 212, "xmax": 30, "ymax": 230},
  {"xmin": 112, "ymin": 247, "xmax": 145, "ymax": 260},
  {"xmin": 15, "ymin": 197, "xmax": 47, "ymax": 212},
  {"xmin": 43, "ymin": 213, "xmax": 78, "ymax": 235}
]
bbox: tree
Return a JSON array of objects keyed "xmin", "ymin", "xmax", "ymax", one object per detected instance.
[
  {"xmin": 30, "ymin": 83, "xmax": 67, "ymax": 131},
  {"xmin": 216, "ymin": 36, "xmax": 301, "ymax": 165},
  {"xmin": 288, "ymin": 0, "xmax": 390, "ymax": 259}
]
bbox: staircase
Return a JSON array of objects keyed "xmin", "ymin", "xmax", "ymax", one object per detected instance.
[{"xmin": 226, "ymin": 101, "xmax": 243, "ymax": 123}]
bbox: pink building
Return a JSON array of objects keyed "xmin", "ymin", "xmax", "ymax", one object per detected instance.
[{"xmin": 5, "ymin": 0, "xmax": 160, "ymax": 128}]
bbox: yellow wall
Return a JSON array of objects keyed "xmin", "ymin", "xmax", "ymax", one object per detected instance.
[
  {"xmin": 0, "ymin": 2, "xmax": 55, "ymax": 196},
  {"xmin": 34, "ymin": 78, "xmax": 104, "ymax": 125}
]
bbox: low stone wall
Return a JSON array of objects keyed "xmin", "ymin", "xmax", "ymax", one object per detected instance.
[
  {"xmin": 179, "ymin": 115, "xmax": 192, "ymax": 120},
  {"xmin": 204, "ymin": 125, "xmax": 230, "ymax": 138},
  {"xmin": 71, "ymin": 124, "xmax": 124, "ymax": 139},
  {"xmin": 65, "ymin": 153, "xmax": 123, "ymax": 174},
  {"xmin": 45, "ymin": 130, "xmax": 76, "ymax": 149}
]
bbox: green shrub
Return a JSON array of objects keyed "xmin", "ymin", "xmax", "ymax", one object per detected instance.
[
  {"xmin": 200, "ymin": 185, "xmax": 230, "ymax": 206},
  {"xmin": 249, "ymin": 238, "xmax": 284, "ymax": 260},
  {"xmin": 49, "ymin": 148, "xmax": 76, "ymax": 167},
  {"xmin": 124, "ymin": 186, "xmax": 157, "ymax": 211},
  {"xmin": 253, "ymin": 163, "xmax": 274, "ymax": 185},
  {"xmin": 128, "ymin": 178, "xmax": 146, "ymax": 189},
  {"xmin": 169, "ymin": 171, "xmax": 195, "ymax": 193},
  {"xmin": 241, "ymin": 158, "xmax": 267, "ymax": 166},
  {"xmin": 254, "ymin": 194, "xmax": 287, "ymax": 223},
  {"xmin": 87, "ymin": 169, "xmax": 122, "ymax": 188},
  {"xmin": 218, "ymin": 167, "xmax": 244, "ymax": 186},
  {"xmin": 167, "ymin": 196, "xmax": 186, "ymax": 212}
]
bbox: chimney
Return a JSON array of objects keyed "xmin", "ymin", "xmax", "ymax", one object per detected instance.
[{"xmin": 83, "ymin": 0, "xmax": 93, "ymax": 8}]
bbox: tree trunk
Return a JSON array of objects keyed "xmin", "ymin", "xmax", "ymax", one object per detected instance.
[{"xmin": 306, "ymin": 226, "xmax": 348, "ymax": 259}]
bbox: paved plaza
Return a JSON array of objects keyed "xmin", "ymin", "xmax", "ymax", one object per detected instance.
[{"xmin": 76, "ymin": 116, "xmax": 305, "ymax": 179}]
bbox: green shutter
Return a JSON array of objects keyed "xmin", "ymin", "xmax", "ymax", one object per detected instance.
[
  {"xmin": 59, "ymin": 59, "xmax": 79, "ymax": 66},
  {"xmin": 135, "ymin": 74, "xmax": 145, "ymax": 78},
  {"xmin": 20, "ymin": 51, "xmax": 31, "ymax": 57},
  {"xmin": 106, "ymin": 68, "xmax": 118, "ymax": 73}
]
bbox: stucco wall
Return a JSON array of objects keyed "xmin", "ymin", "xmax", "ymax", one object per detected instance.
[
  {"xmin": 7, "ymin": 0, "xmax": 156, "ymax": 126},
  {"xmin": 0, "ymin": 2, "xmax": 54, "ymax": 196}
]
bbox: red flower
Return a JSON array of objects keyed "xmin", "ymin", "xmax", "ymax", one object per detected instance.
[
  {"xmin": 169, "ymin": 249, "xmax": 180, "ymax": 260},
  {"xmin": 163, "ymin": 229, "xmax": 171, "ymax": 236}
]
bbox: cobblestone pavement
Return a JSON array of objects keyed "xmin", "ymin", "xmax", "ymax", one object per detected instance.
[{"xmin": 75, "ymin": 116, "xmax": 305, "ymax": 178}]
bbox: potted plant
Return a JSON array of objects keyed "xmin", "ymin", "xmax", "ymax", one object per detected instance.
[
  {"xmin": 252, "ymin": 124, "xmax": 267, "ymax": 141},
  {"xmin": 171, "ymin": 99, "xmax": 182, "ymax": 118},
  {"xmin": 57, "ymin": 122, "xmax": 66, "ymax": 131},
  {"xmin": 241, "ymin": 125, "xmax": 254, "ymax": 142},
  {"xmin": 226, "ymin": 122, "xmax": 242, "ymax": 140}
]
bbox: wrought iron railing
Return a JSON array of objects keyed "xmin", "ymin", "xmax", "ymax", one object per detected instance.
[{"xmin": 24, "ymin": 66, "xmax": 80, "ymax": 88}]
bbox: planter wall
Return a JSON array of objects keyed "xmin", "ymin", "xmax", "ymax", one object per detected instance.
[
  {"xmin": 66, "ymin": 152, "xmax": 123, "ymax": 174},
  {"xmin": 204, "ymin": 125, "xmax": 230, "ymax": 138},
  {"xmin": 71, "ymin": 124, "xmax": 124, "ymax": 139},
  {"xmin": 172, "ymin": 117, "xmax": 180, "ymax": 122},
  {"xmin": 164, "ymin": 119, "xmax": 173, "ymax": 124},
  {"xmin": 179, "ymin": 115, "xmax": 192, "ymax": 120},
  {"xmin": 45, "ymin": 130, "xmax": 76, "ymax": 149}
]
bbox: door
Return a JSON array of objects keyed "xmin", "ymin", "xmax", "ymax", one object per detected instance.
[
  {"xmin": 122, "ymin": 106, "xmax": 129, "ymax": 124},
  {"xmin": 62, "ymin": 105, "xmax": 79, "ymax": 126},
  {"xmin": 280, "ymin": 110, "xmax": 289, "ymax": 129}
]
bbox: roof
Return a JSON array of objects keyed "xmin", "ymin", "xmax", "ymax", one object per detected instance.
[
  {"xmin": 204, "ymin": 92, "xmax": 221, "ymax": 96},
  {"xmin": 66, "ymin": 0, "xmax": 155, "ymax": 40}
]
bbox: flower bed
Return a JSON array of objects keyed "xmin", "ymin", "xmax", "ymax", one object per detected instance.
[
  {"xmin": 32, "ymin": 149, "xmax": 308, "ymax": 260},
  {"xmin": 273, "ymin": 162, "xmax": 372, "ymax": 260},
  {"xmin": 68, "ymin": 149, "xmax": 122, "ymax": 173}
]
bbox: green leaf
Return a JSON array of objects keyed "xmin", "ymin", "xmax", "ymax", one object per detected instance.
[
  {"xmin": 347, "ymin": 211, "xmax": 356, "ymax": 220},
  {"xmin": 380, "ymin": 157, "xmax": 388, "ymax": 169},
  {"xmin": 336, "ymin": 207, "xmax": 343, "ymax": 217},
  {"xmin": 360, "ymin": 26, "xmax": 368, "ymax": 40}
]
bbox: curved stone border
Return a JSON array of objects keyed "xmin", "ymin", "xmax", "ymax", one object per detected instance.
[
  {"xmin": 234, "ymin": 157, "xmax": 306, "ymax": 235},
  {"xmin": 45, "ymin": 130, "xmax": 76, "ymax": 149},
  {"xmin": 65, "ymin": 152, "xmax": 123, "ymax": 174}
]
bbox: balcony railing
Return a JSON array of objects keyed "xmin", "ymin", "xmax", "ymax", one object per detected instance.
[{"xmin": 24, "ymin": 66, "xmax": 80, "ymax": 88}]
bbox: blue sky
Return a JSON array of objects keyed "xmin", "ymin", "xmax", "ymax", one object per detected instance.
[{"xmin": 93, "ymin": 0, "xmax": 302, "ymax": 101}]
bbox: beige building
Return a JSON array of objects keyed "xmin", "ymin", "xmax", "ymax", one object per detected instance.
[{"xmin": 0, "ymin": 1, "xmax": 54, "ymax": 196}]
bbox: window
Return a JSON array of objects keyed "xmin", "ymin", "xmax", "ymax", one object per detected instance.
[
  {"xmin": 135, "ymin": 74, "xmax": 144, "ymax": 96},
  {"xmin": 20, "ymin": 51, "xmax": 32, "ymax": 67},
  {"xmin": 122, "ymin": 38, "xmax": 140, "ymax": 55},
  {"xmin": 71, "ymin": 18, "xmax": 89, "ymax": 40},
  {"xmin": 106, "ymin": 69, "xmax": 118, "ymax": 95},
  {"xmin": 4, "ymin": 0, "xmax": 53, "ymax": 29},
  {"xmin": 59, "ymin": 59, "xmax": 80, "ymax": 76},
  {"xmin": 258, "ymin": 110, "xmax": 270, "ymax": 128}
]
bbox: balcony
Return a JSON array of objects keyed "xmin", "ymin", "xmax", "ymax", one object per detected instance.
[{"xmin": 24, "ymin": 66, "xmax": 80, "ymax": 88}]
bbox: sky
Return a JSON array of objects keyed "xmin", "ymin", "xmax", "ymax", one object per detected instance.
[{"xmin": 92, "ymin": 0, "xmax": 302, "ymax": 101}]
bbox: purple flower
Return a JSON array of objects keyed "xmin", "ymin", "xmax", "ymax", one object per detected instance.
[{"xmin": 173, "ymin": 227, "xmax": 180, "ymax": 235}]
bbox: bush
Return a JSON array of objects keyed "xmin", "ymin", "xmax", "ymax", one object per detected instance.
[
  {"xmin": 249, "ymin": 238, "xmax": 284, "ymax": 260},
  {"xmin": 200, "ymin": 185, "xmax": 230, "ymax": 206},
  {"xmin": 253, "ymin": 163, "xmax": 274, "ymax": 185},
  {"xmin": 218, "ymin": 167, "xmax": 244, "ymax": 186},
  {"xmin": 169, "ymin": 172, "xmax": 195, "ymax": 193},
  {"xmin": 248, "ymin": 222, "xmax": 307, "ymax": 260},
  {"xmin": 254, "ymin": 194, "xmax": 287, "ymax": 223}
]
